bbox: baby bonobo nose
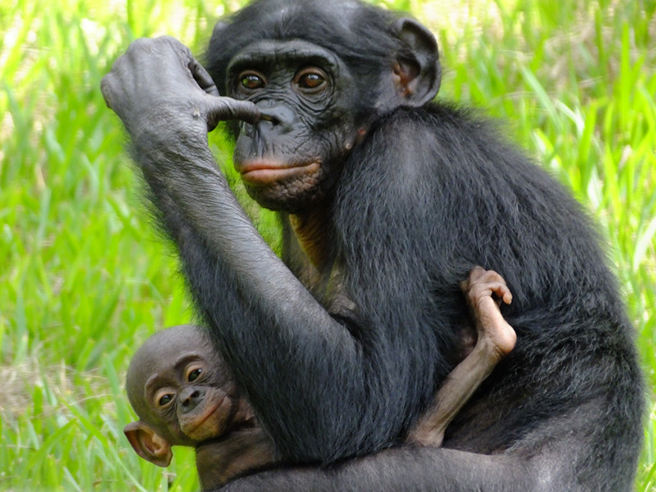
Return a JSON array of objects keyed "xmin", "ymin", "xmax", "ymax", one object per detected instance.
[{"xmin": 179, "ymin": 387, "xmax": 205, "ymax": 414}]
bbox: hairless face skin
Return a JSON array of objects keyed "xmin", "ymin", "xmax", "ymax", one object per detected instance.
[{"xmin": 125, "ymin": 268, "xmax": 516, "ymax": 489}]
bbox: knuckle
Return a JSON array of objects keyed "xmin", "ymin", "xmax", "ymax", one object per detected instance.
[
  {"xmin": 159, "ymin": 35, "xmax": 178, "ymax": 44},
  {"xmin": 100, "ymin": 76, "xmax": 117, "ymax": 101},
  {"xmin": 129, "ymin": 37, "xmax": 151, "ymax": 50},
  {"xmin": 159, "ymin": 35, "xmax": 190, "ymax": 55},
  {"xmin": 125, "ymin": 38, "xmax": 152, "ymax": 61},
  {"xmin": 468, "ymin": 266, "xmax": 484, "ymax": 280},
  {"xmin": 482, "ymin": 272, "xmax": 502, "ymax": 286},
  {"xmin": 488, "ymin": 271, "xmax": 503, "ymax": 281},
  {"xmin": 468, "ymin": 284, "xmax": 486, "ymax": 299},
  {"xmin": 100, "ymin": 76, "xmax": 112, "ymax": 95}
]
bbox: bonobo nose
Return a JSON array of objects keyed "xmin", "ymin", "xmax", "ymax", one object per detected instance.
[
  {"xmin": 179, "ymin": 387, "xmax": 206, "ymax": 414},
  {"xmin": 255, "ymin": 102, "xmax": 296, "ymax": 132}
]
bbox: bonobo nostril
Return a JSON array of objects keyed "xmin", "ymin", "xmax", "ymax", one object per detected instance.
[
  {"xmin": 187, "ymin": 389, "xmax": 200, "ymax": 401},
  {"xmin": 254, "ymin": 103, "xmax": 295, "ymax": 129},
  {"xmin": 180, "ymin": 387, "xmax": 204, "ymax": 412},
  {"xmin": 258, "ymin": 112, "xmax": 275, "ymax": 123}
]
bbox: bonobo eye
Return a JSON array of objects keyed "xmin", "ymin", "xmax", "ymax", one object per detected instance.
[
  {"xmin": 188, "ymin": 368, "xmax": 202, "ymax": 382},
  {"xmin": 294, "ymin": 68, "xmax": 328, "ymax": 92},
  {"xmin": 239, "ymin": 70, "xmax": 266, "ymax": 91},
  {"xmin": 158, "ymin": 394, "xmax": 173, "ymax": 406}
]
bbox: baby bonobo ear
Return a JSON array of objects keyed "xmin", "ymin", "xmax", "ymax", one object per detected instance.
[
  {"xmin": 389, "ymin": 17, "xmax": 441, "ymax": 107},
  {"xmin": 124, "ymin": 421, "xmax": 173, "ymax": 467}
]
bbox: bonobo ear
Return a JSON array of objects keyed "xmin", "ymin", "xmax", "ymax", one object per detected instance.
[
  {"xmin": 390, "ymin": 18, "xmax": 441, "ymax": 107},
  {"xmin": 124, "ymin": 421, "xmax": 173, "ymax": 467}
]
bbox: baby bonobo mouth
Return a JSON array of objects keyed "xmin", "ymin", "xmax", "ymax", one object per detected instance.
[{"xmin": 194, "ymin": 415, "xmax": 260, "ymax": 448}]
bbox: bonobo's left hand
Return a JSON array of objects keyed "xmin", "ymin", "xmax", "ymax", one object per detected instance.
[{"xmin": 101, "ymin": 36, "xmax": 259, "ymax": 145}]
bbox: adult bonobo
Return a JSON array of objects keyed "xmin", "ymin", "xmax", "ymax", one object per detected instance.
[{"xmin": 101, "ymin": 0, "xmax": 644, "ymax": 490}]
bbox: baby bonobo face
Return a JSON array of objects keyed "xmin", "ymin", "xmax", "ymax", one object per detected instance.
[
  {"xmin": 125, "ymin": 325, "xmax": 253, "ymax": 467},
  {"xmin": 145, "ymin": 347, "xmax": 240, "ymax": 442}
]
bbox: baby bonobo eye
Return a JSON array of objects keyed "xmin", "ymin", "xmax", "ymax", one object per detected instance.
[
  {"xmin": 188, "ymin": 368, "xmax": 202, "ymax": 382},
  {"xmin": 185, "ymin": 363, "xmax": 204, "ymax": 382},
  {"xmin": 158, "ymin": 394, "xmax": 173, "ymax": 406}
]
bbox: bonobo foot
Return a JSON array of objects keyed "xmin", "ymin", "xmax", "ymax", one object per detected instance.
[
  {"xmin": 460, "ymin": 266, "xmax": 516, "ymax": 361},
  {"xmin": 407, "ymin": 267, "xmax": 516, "ymax": 447}
]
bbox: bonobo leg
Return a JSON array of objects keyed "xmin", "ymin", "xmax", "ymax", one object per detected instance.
[
  {"xmin": 218, "ymin": 447, "xmax": 548, "ymax": 492},
  {"xmin": 408, "ymin": 267, "xmax": 516, "ymax": 447}
]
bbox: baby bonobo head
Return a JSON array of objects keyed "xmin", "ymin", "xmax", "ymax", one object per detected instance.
[{"xmin": 124, "ymin": 325, "xmax": 254, "ymax": 467}]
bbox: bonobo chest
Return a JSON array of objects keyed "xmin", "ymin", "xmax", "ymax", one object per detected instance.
[{"xmin": 286, "ymin": 208, "xmax": 358, "ymax": 321}]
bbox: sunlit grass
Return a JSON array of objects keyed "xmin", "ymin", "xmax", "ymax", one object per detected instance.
[{"xmin": 1, "ymin": 0, "xmax": 654, "ymax": 490}]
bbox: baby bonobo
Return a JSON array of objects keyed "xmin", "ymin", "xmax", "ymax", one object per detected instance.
[
  {"xmin": 125, "ymin": 267, "xmax": 515, "ymax": 490},
  {"xmin": 124, "ymin": 324, "xmax": 273, "ymax": 490}
]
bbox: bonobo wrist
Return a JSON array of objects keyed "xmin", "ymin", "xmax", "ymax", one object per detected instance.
[
  {"xmin": 129, "ymin": 127, "xmax": 215, "ymax": 177},
  {"xmin": 129, "ymin": 105, "xmax": 209, "ymax": 145}
]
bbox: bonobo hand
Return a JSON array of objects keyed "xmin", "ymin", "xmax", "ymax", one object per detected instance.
[{"xmin": 101, "ymin": 36, "xmax": 259, "ymax": 144}]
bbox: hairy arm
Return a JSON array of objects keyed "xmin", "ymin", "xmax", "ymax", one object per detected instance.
[{"xmin": 102, "ymin": 37, "xmax": 409, "ymax": 462}]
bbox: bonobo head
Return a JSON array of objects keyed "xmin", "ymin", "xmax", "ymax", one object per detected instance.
[
  {"xmin": 206, "ymin": 0, "xmax": 441, "ymax": 213},
  {"xmin": 124, "ymin": 325, "xmax": 253, "ymax": 467}
]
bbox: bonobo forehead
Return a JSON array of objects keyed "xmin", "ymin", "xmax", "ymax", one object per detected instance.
[
  {"xmin": 228, "ymin": 40, "xmax": 342, "ymax": 73},
  {"xmin": 226, "ymin": 0, "xmax": 366, "ymax": 37},
  {"xmin": 248, "ymin": 0, "xmax": 365, "ymax": 40},
  {"xmin": 206, "ymin": 0, "xmax": 398, "ymax": 98}
]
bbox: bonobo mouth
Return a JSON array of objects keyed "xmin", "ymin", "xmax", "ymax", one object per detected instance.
[
  {"xmin": 184, "ymin": 393, "xmax": 231, "ymax": 437},
  {"xmin": 237, "ymin": 160, "xmax": 320, "ymax": 185}
]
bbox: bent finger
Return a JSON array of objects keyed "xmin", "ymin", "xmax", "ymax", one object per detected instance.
[
  {"xmin": 481, "ymin": 281, "xmax": 513, "ymax": 306},
  {"xmin": 189, "ymin": 58, "xmax": 220, "ymax": 97},
  {"xmin": 206, "ymin": 97, "xmax": 260, "ymax": 127}
]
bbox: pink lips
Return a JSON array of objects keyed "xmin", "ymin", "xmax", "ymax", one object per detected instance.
[{"xmin": 238, "ymin": 160, "xmax": 320, "ymax": 184}]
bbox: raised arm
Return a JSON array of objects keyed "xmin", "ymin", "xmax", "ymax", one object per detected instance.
[{"xmin": 102, "ymin": 37, "xmax": 404, "ymax": 463}]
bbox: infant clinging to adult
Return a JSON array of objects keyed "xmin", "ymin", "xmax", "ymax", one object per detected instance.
[{"xmin": 124, "ymin": 268, "xmax": 515, "ymax": 489}]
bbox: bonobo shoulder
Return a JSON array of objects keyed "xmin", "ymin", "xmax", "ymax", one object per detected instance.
[
  {"xmin": 344, "ymin": 102, "xmax": 532, "ymax": 206},
  {"xmin": 369, "ymin": 102, "xmax": 522, "ymax": 163},
  {"xmin": 358, "ymin": 104, "xmax": 449, "ymax": 157},
  {"xmin": 378, "ymin": 102, "xmax": 490, "ymax": 131}
]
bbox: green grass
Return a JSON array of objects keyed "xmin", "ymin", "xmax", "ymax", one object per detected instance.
[{"xmin": 0, "ymin": 0, "xmax": 654, "ymax": 490}]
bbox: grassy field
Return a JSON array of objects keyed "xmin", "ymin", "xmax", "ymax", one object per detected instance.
[{"xmin": 0, "ymin": 0, "xmax": 654, "ymax": 490}]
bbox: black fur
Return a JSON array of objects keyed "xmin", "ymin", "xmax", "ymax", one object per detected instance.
[
  {"xmin": 109, "ymin": 0, "xmax": 645, "ymax": 489},
  {"xmin": 205, "ymin": 3, "xmax": 643, "ymax": 490}
]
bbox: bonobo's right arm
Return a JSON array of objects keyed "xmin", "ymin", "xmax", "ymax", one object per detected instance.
[{"xmin": 102, "ymin": 38, "xmax": 375, "ymax": 463}]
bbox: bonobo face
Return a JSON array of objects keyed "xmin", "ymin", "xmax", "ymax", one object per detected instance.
[
  {"xmin": 126, "ymin": 327, "xmax": 251, "ymax": 446},
  {"xmin": 226, "ymin": 40, "xmax": 359, "ymax": 212}
]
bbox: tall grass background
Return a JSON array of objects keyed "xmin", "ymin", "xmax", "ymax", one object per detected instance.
[{"xmin": 0, "ymin": 0, "xmax": 654, "ymax": 490}]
